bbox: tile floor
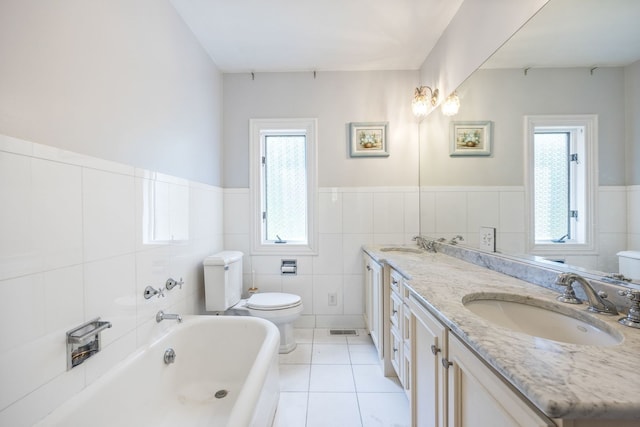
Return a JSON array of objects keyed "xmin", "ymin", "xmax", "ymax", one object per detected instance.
[{"xmin": 272, "ymin": 329, "xmax": 410, "ymax": 427}]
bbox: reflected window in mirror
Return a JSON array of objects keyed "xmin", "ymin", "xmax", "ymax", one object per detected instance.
[{"xmin": 525, "ymin": 115, "xmax": 597, "ymax": 256}]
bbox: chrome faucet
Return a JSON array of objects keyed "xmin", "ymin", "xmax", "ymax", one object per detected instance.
[
  {"xmin": 554, "ymin": 273, "xmax": 618, "ymax": 315},
  {"xmin": 413, "ymin": 236, "xmax": 437, "ymax": 252},
  {"xmin": 156, "ymin": 310, "xmax": 182, "ymax": 323},
  {"xmin": 449, "ymin": 235, "xmax": 464, "ymax": 245}
]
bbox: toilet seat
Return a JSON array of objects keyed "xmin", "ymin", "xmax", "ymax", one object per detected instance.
[{"xmin": 247, "ymin": 293, "xmax": 302, "ymax": 311}]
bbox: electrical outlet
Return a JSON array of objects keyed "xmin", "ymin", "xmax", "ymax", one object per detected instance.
[
  {"xmin": 328, "ymin": 292, "xmax": 337, "ymax": 306},
  {"xmin": 479, "ymin": 226, "xmax": 496, "ymax": 252}
]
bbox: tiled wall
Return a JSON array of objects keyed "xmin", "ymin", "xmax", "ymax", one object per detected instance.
[
  {"xmin": 0, "ymin": 135, "xmax": 223, "ymax": 426},
  {"xmin": 223, "ymin": 187, "xmax": 420, "ymax": 329},
  {"xmin": 420, "ymin": 185, "xmax": 629, "ymax": 274},
  {"xmin": 629, "ymin": 186, "xmax": 640, "ymax": 250}
]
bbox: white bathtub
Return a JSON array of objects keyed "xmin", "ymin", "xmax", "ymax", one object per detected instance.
[{"xmin": 36, "ymin": 315, "xmax": 281, "ymax": 427}]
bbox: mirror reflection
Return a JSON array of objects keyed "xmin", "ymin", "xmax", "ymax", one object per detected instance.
[{"xmin": 418, "ymin": 0, "xmax": 640, "ymax": 282}]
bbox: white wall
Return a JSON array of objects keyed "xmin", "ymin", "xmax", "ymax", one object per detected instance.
[
  {"xmin": 418, "ymin": 0, "xmax": 549, "ymax": 110},
  {"xmin": 0, "ymin": 0, "xmax": 223, "ymax": 186},
  {"xmin": 223, "ymin": 71, "xmax": 420, "ymax": 188},
  {"xmin": 422, "ymin": 67, "xmax": 626, "ymax": 186},
  {"xmin": 0, "ymin": 135, "xmax": 224, "ymax": 426},
  {"xmin": 626, "ymin": 60, "xmax": 640, "ymax": 185},
  {"xmin": 224, "ymin": 187, "xmax": 419, "ymax": 328}
]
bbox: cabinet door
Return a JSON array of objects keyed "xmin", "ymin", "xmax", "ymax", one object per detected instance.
[
  {"xmin": 409, "ymin": 296, "xmax": 447, "ymax": 427},
  {"xmin": 447, "ymin": 334, "xmax": 555, "ymax": 427},
  {"xmin": 364, "ymin": 255, "xmax": 383, "ymax": 359}
]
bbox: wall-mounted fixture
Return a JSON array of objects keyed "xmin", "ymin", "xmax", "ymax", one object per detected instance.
[
  {"xmin": 442, "ymin": 92, "xmax": 460, "ymax": 116},
  {"xmin": 166, "ymin": 277, "xmax": 183, "ymax": 291},
  {"xmin": 66, "ymin": 318, "xmax": 112, "ymax": 369},
  {"xmin": 281, "ymin": 259, "xmax": 297, "ymax": 275},
  {"xmin": 412, "ymin": 86, "xmax": 439, "ymax": 118}
]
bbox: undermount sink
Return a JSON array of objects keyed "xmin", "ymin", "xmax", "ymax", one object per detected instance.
[
  {"xmin": 462, "ymin": 293, "xmax": 623, "ymax": 346},
  {"xmin": 379, "ymin": 247, "xmax": 423, "ymax": 254}
]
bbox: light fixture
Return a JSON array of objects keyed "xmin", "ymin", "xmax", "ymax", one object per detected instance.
[
  {"xmin": 412, "ymin": 86, "xmax": 439, "ymax": 118},
  {"xmin": 442, "ymin": 92, "xmax": 460, "ymax": 116}
]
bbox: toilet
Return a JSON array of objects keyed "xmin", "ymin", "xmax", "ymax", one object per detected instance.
[
  {"xmin": 203, "ymin": 251, "xmax": 303, "ymax": 353},
  {"xmin": 617, "ymin": 251, "xmax": 640, "ymax": 279}
]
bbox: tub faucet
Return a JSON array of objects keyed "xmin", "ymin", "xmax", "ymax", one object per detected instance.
[
  {"xmin": 554, "ymin": 273, "xmax": 618, "ymax": 315},
  {"xmin": 156, "ymin": 310, "xmax": 182, "ymax": 323}
]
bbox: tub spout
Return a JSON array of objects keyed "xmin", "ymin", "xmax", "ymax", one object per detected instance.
[{"xmin": 156, "ymin": 310, "xmax": 182, "ymax": 323}]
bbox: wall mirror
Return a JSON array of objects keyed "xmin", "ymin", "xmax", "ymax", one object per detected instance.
[{"xmin": 418, "ymin": 0, "xmax": 640, "ymax": 283}]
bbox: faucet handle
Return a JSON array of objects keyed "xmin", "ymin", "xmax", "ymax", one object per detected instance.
[
  {"xmin": 143, "ymin": 285, "xmax": 165, "ymax": 299},
  {"xmin": 166, "ymin": 277, "xmax": 184, "ymax": 291},
  {"xmin": 618, "ymin": 288, "xmax": 640, "ymax": 302},
  {"xmin": 555, "ymin": 274, "xmax": 582, "ymax": 304}
]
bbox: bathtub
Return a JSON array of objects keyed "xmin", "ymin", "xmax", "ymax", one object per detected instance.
[{"xmin": 36, "ymin": 315, "xmax": 281, "ymax": 427}]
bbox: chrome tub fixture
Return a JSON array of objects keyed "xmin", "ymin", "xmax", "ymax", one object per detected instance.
[{"xmin": 156, "ymin": 310, "xmax": 182, "ymax": 323}]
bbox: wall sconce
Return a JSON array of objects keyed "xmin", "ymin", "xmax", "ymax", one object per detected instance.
[
  {"xmin": 442, "ymin": 92, "xmax": 460, "ymax": 116},
  {"xmin": 412, "ymin": 86, "xmax": 439, "ymax": 118}
]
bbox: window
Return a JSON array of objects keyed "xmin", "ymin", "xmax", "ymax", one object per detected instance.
[
  {"xmin": 524, "ymin": 115, "xmax": 597, "ymax": 255},
  {"xmin": 250, "ymin": 118, "xmax": 318, "ymax": 254}
]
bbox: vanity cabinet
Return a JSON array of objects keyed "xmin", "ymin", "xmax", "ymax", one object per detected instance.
[
  {"xmin": 409, "ymin": 294, "xmax": 555, "ymax": 427},
  {"xmin": 447, "ymin": 333, "xmax": 555, "ymax": 427},
  {"xmin": 364, "ymin": 253, "xmax": 383, "ymax": 360},
  {"xmin": 409, "ymin": 294, "xmax": 447, "ymax": 427},
  {"xmin": 385, "ymin": 267, "xmax": 412, "ymax": 398}
]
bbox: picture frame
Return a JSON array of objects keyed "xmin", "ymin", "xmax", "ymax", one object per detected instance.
[
  {"xmin": 349, "ymin": 122, "xmax": 389, "ymax": 157},
  {"xmin": 450, "ymin": 121, "xmax": 492, "ymax": 156}
]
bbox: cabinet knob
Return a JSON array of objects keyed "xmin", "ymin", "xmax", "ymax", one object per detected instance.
[
  {"xmin": 366, "ymin": 264, "xmax": 371, "ymax": 271},
  {"xmin": 441, "ymin": 357, "xmax": 453, "ymax": 369},
  {"xmin": 430, "ymin": 344, "xmax": 441, "ymax": 355}
]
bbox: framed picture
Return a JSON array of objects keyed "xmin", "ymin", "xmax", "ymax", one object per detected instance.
[
  {"xmin": 450, "ymin": 121, "xmax": 492, "ymax": 156},
  {"xmin": 349, "ymin": 122, "xmax": 389, "ymax": 157}
]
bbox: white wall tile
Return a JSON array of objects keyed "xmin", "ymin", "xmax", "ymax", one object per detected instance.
[
  {"xmin": 598, "ymin": 188, "xmax": 626, "ymax": 233},
  {"xmin": 313, "ymin": 234, "xmax": 344, "ymax": 275},
  {"xmin": 435, "ymin": 192, "xmax": 467, "ymax": 232},
  {"xmin": 83, "ymin": 168, "xmax": 135, "ymax": 261},
  {"xmin": 373, "ymin": 192, "xmax": 404, "ymax": 234},
  {"xmin": 32, "ymin": 158, "xmax": 83, "ymax": 272},
  {"xmin": 342, "ymin": 234, "xmax": 371, "ymax": 275},
  {"xmin": 499, "ymin": 191, "xmax": 525, "ymax": 233},
  {"xmin": 0, "ymin": 137, "xmax": 222, "ymax": 423},
  {"xmin": 467, "ymin": 191, "xmax": 499, "ymax": 232},
  {"xmin": 312, "ymin": 275, "xmax": 343, "ymax": 315},
  {"xmin": 319, "ymin": 190, "xmax": 342, "ymax": 233},
  {"xmin": 404, "ymin": 191, "xmax": 420, "ymax": 235},
  {"xmin": 84, "ymin": 254, "xmax": 137, "ymax": 347},
  {"xmin": 0, "ymin": 274, "xmax": 45, "ymax": 354},
  {"xmin": 342, "ymin": 192, "xmax": 373, "ymax": 234},
  {"xmin": 419, "ymin": 191, "xmax": 436, "ymax": 234},
  {"xmin": 343, "ymin": 274, "xmax": 363, "ymax": 315}
]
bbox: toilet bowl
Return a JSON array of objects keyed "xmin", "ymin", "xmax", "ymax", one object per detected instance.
[
  {"xmin": 237, "ymin": 293, "xmax": 303, "ymax": 353},
  {"xmin": 203, "ymin": 251, "xmax": 303, "ymax": 353}
]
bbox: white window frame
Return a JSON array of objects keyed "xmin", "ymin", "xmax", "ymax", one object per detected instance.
[
  {"xmin": 249, "ymin": 118, "xmax": 318, "ymax": 255},
  {"xmin": 524, "ymin": 115, "xmax": 598, "ymax": 256}
]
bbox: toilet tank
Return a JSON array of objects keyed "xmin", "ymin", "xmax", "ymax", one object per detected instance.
[
  {"xmin": 203, "ymin": 251, "xmax": 244, "ymax": 311},
  {"xmin": 617, "ymin": 251, "xmax": 640, "ymax": 279}
]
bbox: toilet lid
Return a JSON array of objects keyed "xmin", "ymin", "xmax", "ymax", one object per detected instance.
[{"xmin": 247, "ymin": 293, "xmax": 302, "ymax": 310}]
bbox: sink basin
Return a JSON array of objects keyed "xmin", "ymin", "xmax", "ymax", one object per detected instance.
[
  {"xmin": 462, "ymin": 293, "xmax": 623, "ymax": 346},
  {"xmin": 379, "ymin": 247, "xmax": 423, "ymax": 254}
]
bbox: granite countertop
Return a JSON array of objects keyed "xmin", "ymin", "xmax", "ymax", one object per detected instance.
[{"xmin": 363, "ymin": 245, "xmax": 640, "ymax": 420}]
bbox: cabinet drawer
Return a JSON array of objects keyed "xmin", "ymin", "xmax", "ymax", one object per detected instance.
[
  {"xmin": 390, "ymin": 327, "xmax": 402, "ymax": 377},
  {"xmin": 390, "ymin": 291, "xmax": 402, "ymax": 327},
  {"xmin": 390, "ymin": 269, "xmax": 402, "ymax": 294}
]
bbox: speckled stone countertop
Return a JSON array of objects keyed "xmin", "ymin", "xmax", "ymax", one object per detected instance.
[{"xmin": 363, "ymin": 245, "xmax": 640, "ymax": 421}]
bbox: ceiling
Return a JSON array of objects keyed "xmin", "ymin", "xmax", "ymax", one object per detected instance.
[
  {"xmin": 169, "ymin": 0, "xmax": 463, "ymax": 73},
  {"xmin": 482, "ymin": 0, "xmax": 640, "ymax": 69}
]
